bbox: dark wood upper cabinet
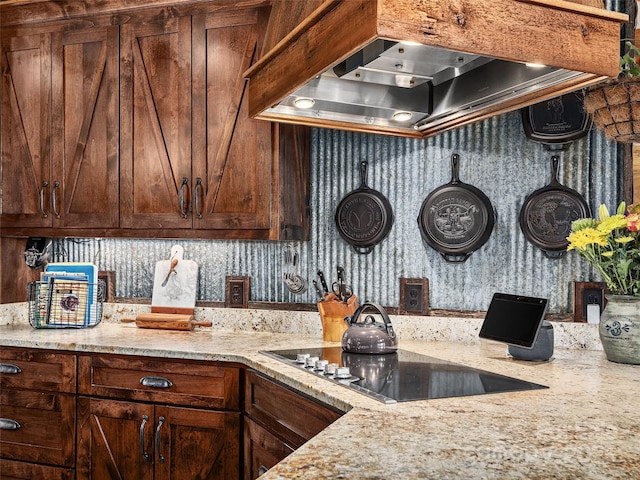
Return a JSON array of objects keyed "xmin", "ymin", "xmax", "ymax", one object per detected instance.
[
  {"xmin": 1, "ymin": 32, "xmax": 53, "ymax": 229},
  {"xmin": 52, "ymin": 26, "xmax": 120, "ymax": 229},
  {"xmin": 0, "ymin": 1, "xmax": 310, "ymax": 241},
  {"xmin": 1, "ymin": 25, "xmax": 119, "ymax": 231}
]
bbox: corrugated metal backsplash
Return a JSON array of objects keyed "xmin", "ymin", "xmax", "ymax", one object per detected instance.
[{"xmin": 53, "ymin": 107, "xmax": 622, "ymax": 313}]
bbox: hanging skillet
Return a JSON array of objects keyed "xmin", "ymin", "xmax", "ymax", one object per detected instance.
[
  {"xmin": 519, "ymin": 155, "xmax": 590, "ymax": 259},
  {"xmin": 335, "ymin": 161, "xmax": 394, "ymax": 255},
  {"xmin": 418, "ymin": 154, "xmax": 495, "ymax": 263},
  {"xmin": 521, "ymin": 90, "xmax": 592, "ymax": 150}
]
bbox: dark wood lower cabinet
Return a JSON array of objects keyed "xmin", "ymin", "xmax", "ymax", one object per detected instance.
[
  {"xmin": 76, "ymin": 397, "xmax": 241, "ymax": 480},
  {"xmin": 244, "ymin": 417, "xmax": 294, "ymax": 480},
  {"xmin": 0, "ymin": 347, "xmax": 342, "ymax": 480},
  {"xmin": 243, "ymin": 370, "xmax": 343, "ymax": 479}
]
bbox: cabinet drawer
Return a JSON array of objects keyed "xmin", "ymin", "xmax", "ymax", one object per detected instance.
[
  {"xmin": 0, "ymin": 389, "xmax": 76, "ymax": 467},
  {"xmin": 0, "ymin": 348, "xmax": 76, "ymax": 393},
  {"xmin": 78, "ymin": 354, "xmax": 240, "ymax": 410},
  {"xmin": 0, "ymin": 459, "xmax": 74, "ymax": 480},
  {"xmin": 244, "ymin": 370, "xmax": 342, "ymax": 449}
]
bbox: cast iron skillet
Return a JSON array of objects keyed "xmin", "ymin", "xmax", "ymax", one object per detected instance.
[
  {"xmin": 418, "ymin": 154, "xmax": 495, "ymax": 263},
  {"xmin": 521, "ymin": 90, "xmax": 592, "ymax": 149},
  {"xmin": 335, "ymin": 161, "xmax": 394, "ymax": 255},
  {"xmin": 519, "ymin": 155, "xmax": 590, "ymax": 259}
]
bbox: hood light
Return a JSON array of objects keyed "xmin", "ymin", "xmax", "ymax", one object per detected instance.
[
  {"xmin": 392, "ymin": 111, "xmax": 413, "ymax": 122},
  {"xmin": 294, "ymin": 97, "xmax": 315, "ymax": 109},
  {"xmin": 525, "ymin": 62, "xmax": 546, "ymax": 69}
]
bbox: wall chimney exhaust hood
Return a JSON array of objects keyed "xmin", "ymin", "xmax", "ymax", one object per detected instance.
[{"xmin": 245, "ymin": 0, "xmax": 627, "ymax": 138}]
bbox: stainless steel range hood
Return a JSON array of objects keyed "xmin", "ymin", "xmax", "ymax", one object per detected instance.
[{"xmin": 245, "ymin": 0, "xmax": 627, "ymax": 138}]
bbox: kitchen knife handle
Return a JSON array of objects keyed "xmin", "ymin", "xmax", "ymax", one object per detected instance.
[
  {"xmin": 317, "ymin": 270, "xmax": 329, "ymax": 293},
  {"xmin": 155, "ymin": 416, "xmax": 165, "ymax": 464},
  {"xmin": 51, "ymin": 180, "xmax": 60, "ymax": 218},
  {"xmin": 0, "ymin": 363, "xmax": 22, "ymax": 374},
  {"xmin": 140, "ymin": 415, "xmax": 151, "ymax": 462},
  {"xmin": 179, "ymin": 177, "xmax": 189, "ymax": 218},
  {"xmin": 39, "ymin": 181, "xmax": 49, "ymax": 217},
  {"xmin": 140, "ymin": 376, "xmax": 173, "ymax": 389}
]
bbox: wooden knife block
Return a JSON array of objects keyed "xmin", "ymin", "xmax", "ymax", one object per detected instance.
[{"xmin": 317, "ymin": 293, "xmax": 358, "ymax": 342}]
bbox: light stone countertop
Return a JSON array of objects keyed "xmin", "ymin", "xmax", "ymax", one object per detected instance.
[{"xmin": 1, "ymin": 304, "xmax": 638, "ymax": 479}]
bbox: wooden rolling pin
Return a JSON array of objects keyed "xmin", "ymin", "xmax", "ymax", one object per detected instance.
[{"xmin": 121, "ymin": 313, "xmax": 212, "ymax": 331}]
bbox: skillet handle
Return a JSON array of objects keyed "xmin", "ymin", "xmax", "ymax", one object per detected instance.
[
  {"xmin": 543, "ymin": 249, "xmax": 567, "ymax": 260},
  {"xmin": 441, "ymin": 252, "xmax": 472, "ymax": 263},
  {"xmin": 450, "ymin": 153, "xmax": 460, "ymax": 184},
  {"xmin": 352, "ymin": 245, "xmax": 374, "ymax": 255},
  {"xmin": 359, "ymin": 161, "xmax": 369, "ymax": 188},
  {"xmin": 549, "ymin": 155, "xmax": 561, "ymax": 185}
]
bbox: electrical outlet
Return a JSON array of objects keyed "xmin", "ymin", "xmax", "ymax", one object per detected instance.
[
  {"xmin": 405, "ymin": 284, "xmax": 423, "ymax": 312},
  {"xmin": 230, "ymin": 281, "xmax": 244, "ymax": 306},
  {"xmin": 225, "ymin": 276, "xmax": 250, "ymax": 308},
  {"xmin": 399, "ymin": 278, "xmax": 429, "ymax": 315},
  {"xmin": 573, "ymin": 281, "xmax": 607, "ymax": 323}
]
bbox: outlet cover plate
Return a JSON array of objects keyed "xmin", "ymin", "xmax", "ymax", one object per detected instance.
[
  {"xmin": 225, "ymin": 276, "xmax": 250, "ymax": 308},
  {"xmin": 399, "ymin": 278, "xmax": 429, "ymax": 315}
]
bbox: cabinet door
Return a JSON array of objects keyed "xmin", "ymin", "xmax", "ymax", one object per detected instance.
[
  {"xmin": 76, "ymin": 396, "xmax": 154, "ymax": 480},
  {"xmin": 243, "ymin": 417, "xmax": 294, "ymax": 480},
  {"xmin": 191, "ymin": 9, "xmax": 272, "ymax": 231},
  {"xmin": 155, "ymin": 406, "xmax": 240, "ymax": 480},
  {"xmin": 50, "ymin": 26, "xmax": 119, "ymax": 229},
  {"xmin": 0, "ymin": 32, "xmax": 52, "ymax": 228},
  {"xmin": 119, "ymin": 17, "xmax": 193, "ymax": 229}
]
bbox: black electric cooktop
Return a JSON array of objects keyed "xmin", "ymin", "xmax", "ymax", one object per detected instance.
[{"xmin": 261, "ymin": 347, "xmax": 547, "ymax": 404}]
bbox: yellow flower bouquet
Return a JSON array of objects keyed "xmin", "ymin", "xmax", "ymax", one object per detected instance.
[{"xmin": 567, "ymin": 202, "xmax": 640, "ymax": 296}]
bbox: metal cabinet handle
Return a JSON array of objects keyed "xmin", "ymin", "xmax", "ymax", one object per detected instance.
[
  {"xmin": 0, "ymin": 363, "xmax": 21, "ymax": 374},
  {"xmin": 140, "ymin": 415, "xmax": 151, "ymax": 462},
  {"xmin": 155, "ymin": 416, "xmax": 165, "ymax": 464},
  {"xmin": 140, "ymin": 376, "xmax": 173, "ymax": 389},
  {"xmin": 258, "ymin": 465, "xmax": 269, "ymax": 476},
  {"xmin": 0, "ymin": 418, "xmax": 21, "ymax": 430},
  {"xmin": 51, "ymin": 180, "xmax": 60, "ymax": 218},
  {"xmin": 194, "ymin": 177, "xmax": 203, "ymax": 219},
  {"xmin": 39, "ymin": 181, "xmax": 49, "ymax": 217},
  {"xmin": 179, "ymin": 177, "xmax": 189, "ymax": 218}
]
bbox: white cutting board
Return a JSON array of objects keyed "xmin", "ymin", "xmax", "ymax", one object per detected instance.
[{"xmin": 151, "ymin": 245, "xmax": 198, "ymax": 310}]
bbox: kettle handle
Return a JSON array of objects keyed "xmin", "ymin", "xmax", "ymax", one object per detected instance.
[{"xmin": 348, "ymin": 302, "xmax": 396, "ymax": 338}]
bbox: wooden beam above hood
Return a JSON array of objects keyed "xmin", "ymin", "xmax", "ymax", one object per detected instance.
[{"xmin": 245, "ymin": 0, "xmax": 628, "ymax": 139}]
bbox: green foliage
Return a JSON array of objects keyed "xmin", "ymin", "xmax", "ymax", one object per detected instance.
[{"xmin": 620, "ymin": 41, "xmax": 640, "ymax": 77}]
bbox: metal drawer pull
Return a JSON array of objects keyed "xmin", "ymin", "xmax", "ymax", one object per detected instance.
[
  {"xmin": 39, "ymin": 181, "xmax": 49, "ymax": 217},
  {"xmin": 51, "ymin": 180, "xmax": 60, "ymax": 218},
  {"xmin": 258, "ymin": 465, "xmax": 269, "ymax": 476},
  {"xmin": 0, "ymin": 418, "xmax": 21, "ymax": 430},
  {"xmin": 179, "ymin": 177, "xmax": 189, "ymax": 218},
  {"xmin": 0, "ymin": 363, "xmax": 22, "ymax": 374},
  {"xmin": 140, "ymin": 376, "xmax": 173, "ymax": 389},
  {"xmin": 140, "ymin": 415, "xmax": 151, "ymax": 462},
  {"xmin": 155, "ymin": 416, "xmax": 165, "ymax": 464},
  {"xmin": 194, "ymin": 177, "xmax": 203, "ymax": 218}
]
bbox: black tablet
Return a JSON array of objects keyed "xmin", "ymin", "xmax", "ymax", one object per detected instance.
[{"xmin": 479, "ymin": 293, "xmax": 548, "ymax": 348}]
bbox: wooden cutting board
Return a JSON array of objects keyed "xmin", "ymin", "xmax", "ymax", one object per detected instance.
[{"xmin": 151, "ymin": 245, "xmax": 198, "ymax": 313}]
